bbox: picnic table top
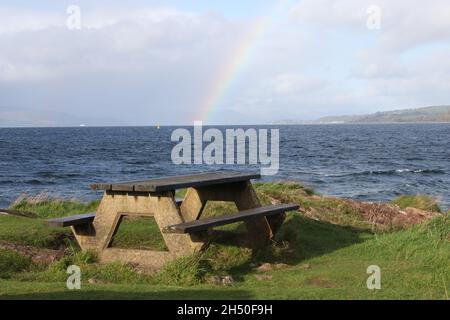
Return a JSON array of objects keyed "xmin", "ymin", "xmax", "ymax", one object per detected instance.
[{"xmin": 91, "ymin": 171, "xmax": 261, "ymax": 193}]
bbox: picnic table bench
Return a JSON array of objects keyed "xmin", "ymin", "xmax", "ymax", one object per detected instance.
[{"xmin": 46, "ymin": 171, "xmax": 299, "ymax": 269}]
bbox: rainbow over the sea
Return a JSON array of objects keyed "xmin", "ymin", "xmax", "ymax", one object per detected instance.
[{"xmin": 196, "ymin": 0, "xmax": 293, "ymax": 123}]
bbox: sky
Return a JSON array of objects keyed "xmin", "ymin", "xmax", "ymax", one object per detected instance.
[{"xmin": 0, "ymin": 0, "xmax": 450, "ymax": 126}]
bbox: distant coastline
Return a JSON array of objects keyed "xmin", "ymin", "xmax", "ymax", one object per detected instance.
[{"xmin": 275, "ymin": 105, "xmax": 450, "ymax": 125}]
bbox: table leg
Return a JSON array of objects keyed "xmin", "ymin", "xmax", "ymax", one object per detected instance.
[
  {"xmin": 71, "ymin": 190, "xmax": 205, "ymax": 270},
  {"xmin": 179, "ymin": 181, "xmax": 276, "ymax": 248}
]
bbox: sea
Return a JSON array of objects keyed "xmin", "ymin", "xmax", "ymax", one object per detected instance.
[{"xmin": 0, "ymin": 124, "xmax": 449, "ymax": 209}]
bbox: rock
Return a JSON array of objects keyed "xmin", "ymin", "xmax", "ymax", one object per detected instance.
[
  {"xmin": 207, "ymin": 275, "xmax": 234, "ymax": 286},
  {"xmin": 221, "ymin": 275, "xmax": 234, "ymax": 286},
  {"xmin": 256, "ymin": 262, "xmax": 289, "ymax": 272},
  {"xmin": 254, "ymin": 274, "xmax": 273, "ymax": 281},
  {"xmin": 274, "ymin": 263, "xmax": 288, "ymax": 270},
  {"xmin": 257, "ymin": 263, "xmax": 273, "ymax": 272}
]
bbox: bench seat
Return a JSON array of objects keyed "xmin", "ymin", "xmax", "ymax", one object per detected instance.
[
  {"xmin": 46, "ymin": 212, "xmax": 96, "ymax": 228},
  {"xmin": 162, "ymin": 204, "xmax": 299, "ymax": 234}
]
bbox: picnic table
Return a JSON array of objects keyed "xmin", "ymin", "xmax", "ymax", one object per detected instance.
[{"xmin": 46, "ymin": 171, "xmax": 298, "ymax": 269}]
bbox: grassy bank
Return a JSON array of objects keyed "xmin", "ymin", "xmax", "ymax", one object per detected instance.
[{"xmin": 0, "ymin": 183, "xmax": 448, "ymax": 300}]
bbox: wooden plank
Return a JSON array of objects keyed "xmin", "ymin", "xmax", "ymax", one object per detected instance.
[
  {"xmin": 90, "ymin": 171, "xmax": 261, "ymax": 192},
  {"xmin": 92, "ymin": 183, "xmax": 112, "ymax": 191},
  {"xmin": 46, "ymin": 212, "xmax": 96, "ymax": 228},
  {"xmin": 162, "ymin": 204, "xmax": 299, "ymax": 234}
]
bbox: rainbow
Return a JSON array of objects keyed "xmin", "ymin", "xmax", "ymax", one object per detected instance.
[{"xmin": 196, "ymin": 0, "xmax": 292, "ymax": 123}]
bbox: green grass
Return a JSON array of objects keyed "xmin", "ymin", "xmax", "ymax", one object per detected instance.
[
  {"xmin": 0, "ymin": 215, "xmax": 72, "ymax": 248},
  {"xmin": 391, "ymin": 195, "xmax": 442, "ymax": 213},
  {"xmin": 153, "ymin": 255, "xmax": 205, "ymax": 286},
  {"xmin": 0, "ymin": 216, "xmax": 448, "ymax": 299},
  {"xmin": 1, "ymin": 216, "xmax": 448, "ymax": 299},
  {"xmin": 0, "ymin": 183, "xmax": 448, "ymax": 299},
  {"xmin": 0, "ymin": 249, "xmax": 31, "ymax": 279},
  {"xmin": 255, "ymin": 181, "xmax": 315, "ymax": 196},
  {"xmin": 110, "ymin": 217, "xmax": 168, "ymax": 251},
  {"xmin": 10, "ymin": 196, "xmax": 100, "ymax": 218}
]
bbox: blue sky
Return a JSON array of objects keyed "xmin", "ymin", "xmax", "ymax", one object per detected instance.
[{"xmin": 1, "ymin": 0, "xmax": 450, "ymax": 126}]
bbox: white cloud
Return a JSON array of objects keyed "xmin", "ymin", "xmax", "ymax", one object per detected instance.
[
  {"xmin": 263, "ymin": 73, "xmax": 327, "ymax": 95},
  {"xmin": 0, "ymin": 6, "xmax": 63, "ymax": 34},
  {"xmin": 0, "ymin": 1, "xmax": 449, "ymax": 125},
  {"xmin": 291, "ymin": 0, "xmax": 450, "ymax": 51},
  {"xmin": 0, "ymin": 7, "xmax": 228, "ymax": 80}
]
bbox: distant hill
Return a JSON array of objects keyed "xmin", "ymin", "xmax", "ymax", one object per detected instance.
[
  {"xmin": 276, "ymin": 105, "xmax": 450, "ymax": 124},
  {"xmin": 0, "ymin": 106, "xmax": 122, "ymax": 127}
]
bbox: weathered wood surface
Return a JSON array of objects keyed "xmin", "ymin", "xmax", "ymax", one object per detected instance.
[
  {"xmin": 46, "ymin": 212, "xmax": 96, "ymax": 228},
  {"xmin": 58, "ymin": 171, "xmax": 296, "ymax": 270},
  {"xmin": 90, "ymin": 171, "xmax": 260, "ymax": 192},
  {"xmin": 163, "ymin": 204, "xmax": 299, "ymax": 234}
]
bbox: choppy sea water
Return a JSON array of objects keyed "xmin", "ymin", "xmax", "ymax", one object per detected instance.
[{"xmin": 0, "ymin": 124, "xmax": 449, "ymax": 209}]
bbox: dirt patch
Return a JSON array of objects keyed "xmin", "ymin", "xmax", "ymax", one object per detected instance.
[
  {"xmin": 304, "ymin": 277, "xmax": 337, "ymax": 288},
  {"xmin": 265, "ymin": 189, "xmax": 439, "ymax": 230},
  {"xmin": 340, "ymin": 199, "xmax": 439, "ymax": 229},
  {"xmin": 254, "ymin": 274, "xmax": 273, "ymax": 281},
  {"xmin": 256, "ymin": 262, "xmax": 289, "ymax": 272},
  {"xmin": 0, "ymin": 240, "xmax": 66, "ymax": 265}
]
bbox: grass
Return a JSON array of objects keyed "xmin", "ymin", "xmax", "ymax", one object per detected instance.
[
  {"xmin": 154, "ymin": 255, "xmax": 205, "ymax": 286},
  {"xmin": 10, "ymin": 195, "xmax": 100, "ymax": 218},
  {"xmin": 110, "ymin": 217, "xmax": 167, "ymax": 251},
  {"xmin": 0, "ymin": 215, "xmax": 72, "ymax": 248},
  {"xmin": 391, "ymin": 195, "xmax": 442, "ymax": 213},
  {"xmin": 0, "ymin": 249, "xmax": 31, "ymax": 279},
  {"xmin": 0, "ymin": 183, "xmax": 448, "ymax": 299}
]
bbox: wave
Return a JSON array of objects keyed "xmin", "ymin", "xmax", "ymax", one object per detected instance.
[
  {"xmin": 37, "ymin": 171, "xmax": 81, "ymax": 178},
  {"xmin": 23, "ymin": 179, "xmax": 56, "ymax": 185},
  {"xmin": 0, "ymin": 180, "xmax": 15, "ymax": 184},
  {"xmin": 25, "ymin": 179, "xmax": 43, "ymax": 185},
  {"xmin": 325, "ymin": 168, "xmax": 445, "ymax": 177}
]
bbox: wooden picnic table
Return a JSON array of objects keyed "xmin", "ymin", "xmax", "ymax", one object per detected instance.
[{"xmin": 47, "ymin": 171, "xmax": 298, "ymax": 269}]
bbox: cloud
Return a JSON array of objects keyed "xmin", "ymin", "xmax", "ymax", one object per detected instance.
[
  {"xmin": 0, "ymin": 7, "xmax": 235, "ymax": 81},
  {"xmin": 0, "ymin": 5, "xmax": 246, "ymax": 125},
  {"xmin": 256, "ymin": 73, "xmax": 326, "ymax": 95},
  {"xmin": 290, "ymin": 0, "xmax": 450, "ymax": 51},
  {"xmin": 0, "ymin": 6, "xmax": 63, "ymax": 34},
  {"xmin": 0, "ymin": 1, "xmax": 449, "ymax": 125}
]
